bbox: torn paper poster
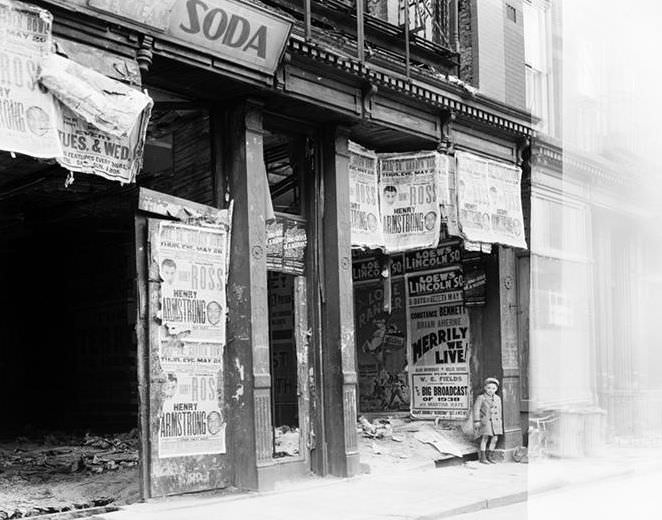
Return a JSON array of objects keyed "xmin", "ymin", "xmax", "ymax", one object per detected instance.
[
  {"xmin": 379, "ymin": 151, "xmax": 442, "ymax": 253},
  {"xmin": 349, "ymin": 141, "xmax": 383, "ymax": 249},
  {"xmin": 53, "ymin": 99, "xmax": 151, "ymax": 184},
  {"xmin": 0, "ymin": 1, "xmax": 62, "ymax": 158},
  {"xmin": 456, "ymin": 152, "xmax": 527, "ymax": 249},
  {"xmin": 38, "ymin": 53, "xmax": 152, "ymax": 137},
  {"xmin": 156, "ymin": 221, "xmax": 230, "ymax": 457},
  {"xmin": 444, "ymin": 152, "xmax": 461, "ymax": 237},
  {"xmin": 157, "ymin": 221, "xmax": 230, "ymax": 338}
]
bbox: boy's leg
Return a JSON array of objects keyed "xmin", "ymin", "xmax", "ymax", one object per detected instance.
[
  {"xmin": 487, "ymin": 435, "xmax": 499, "ymax": 463},
  {"xmin": 479, "ymin": 435, "xmax": 489, "ymax": 464}
]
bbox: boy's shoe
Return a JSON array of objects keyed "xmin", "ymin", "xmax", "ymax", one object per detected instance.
[
  {"xmin": 479, "ymin": 451, "xmax": 489, "ymax": 464},
  {"xmin": 486, "ymin": 450, "xmax": 498, "ymax": 464}
]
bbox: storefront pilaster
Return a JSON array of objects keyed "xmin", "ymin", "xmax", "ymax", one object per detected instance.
[
  {"xmin": 226, "ymin": 99, "xmax": 270, "ymax": 490},
  {"xmin": 497, "ymin": 246, "xmax": 523, "ymax": 453},
  {"xmin": 321, "ymin": 126, "xmax": 360, "ymax": 477}
]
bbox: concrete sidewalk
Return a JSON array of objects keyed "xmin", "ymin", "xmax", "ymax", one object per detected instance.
[{"xmin": 91, "ymin": 447, "xmax": 662, "ymax": 520}]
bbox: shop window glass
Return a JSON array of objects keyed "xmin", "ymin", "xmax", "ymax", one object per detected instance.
[{"xmin": 264, "ymin": 130, "xmax": 303, "ymax": 215}]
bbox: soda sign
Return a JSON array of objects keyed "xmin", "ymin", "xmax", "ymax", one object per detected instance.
[{"xmin": 88, "ymin": 0, "xmax": 292, "ymax": 75}]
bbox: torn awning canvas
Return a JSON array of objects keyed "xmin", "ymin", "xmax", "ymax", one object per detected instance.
[
  {"xmin": 38, "ymin": 54, "xmax": 153, "ymax": 184},
  {"xmin": 39, "ymin": 53, "xmax": 152, "ymax": 137}
]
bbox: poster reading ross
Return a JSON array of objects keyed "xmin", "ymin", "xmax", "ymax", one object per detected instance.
[
  {"xmin": 379, "ymin": 152, "xmax": 442, "ymax": 253},
  {"xmin": 0, "ymin": 1, "xmax": 62, "ymax": 157},
  {"xmin": 407, "ymin": 265, "xmax": 471, "ymax": 419},
  {"xmin": 157, "ymin": 221, "xmax": 230, "ymax": 457},
  {"xmin": 349, "ymin": 141, "xmax": 382, "ymax": 249},
  {"xmin": 455, "ymin": 152, "xmax": 527, "ymax": 249},
  {"xmin": 158, "ymin": 370, "xmax": 226, "ymax": 458}
]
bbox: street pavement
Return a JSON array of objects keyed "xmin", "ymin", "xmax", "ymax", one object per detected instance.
[
  {"xmin": 91, "ymin": 447, "xmax": 662, "ymax": 520},
  {"xmin": 451, "ymin": 469, "xmax": 661, "ymax": 519}
]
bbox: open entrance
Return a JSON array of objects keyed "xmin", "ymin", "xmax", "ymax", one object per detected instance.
[
  {"xmin": 0, "ymin": 93, "xmax": 215, "ymax": 512},
  {"xmin": 0, "ymin": 158, "xmax": 140, "ymax": 516},
  {"xmin": 268, "ymin": 272, "xmax": 300, "ymax": 458},
  {"xmin": 263, "ymin": 126, "xmax": 310, "ymax": 463}
]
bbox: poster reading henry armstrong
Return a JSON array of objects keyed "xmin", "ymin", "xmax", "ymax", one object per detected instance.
[
  {"xmin": 0, "ymin": 1, "xmax": 62, "ymax": 157},
  {"xmin": 157, "ymin": 221, "xmax": 230, "ymax": 457},
  {"xmin": 349, "ymin": 141, "xmax": 382, "ymax": 249},
  {"xmin": 407, "ymin": 267, "xmax": 470, "ymax": 419},
  {"xmin": 455, "ymin": 152, "xmax": 527, "ymax": 249},
  {"xmin": 380, "ymin": 152, "xmax": 442, "ymax": 253}
]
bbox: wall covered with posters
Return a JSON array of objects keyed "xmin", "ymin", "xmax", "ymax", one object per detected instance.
[{"xmin": 353, "ymin": 240, "xmax": 471, "ymax": 419}]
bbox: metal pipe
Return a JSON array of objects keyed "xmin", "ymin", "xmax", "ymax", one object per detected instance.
[
  {"xmin": 356, "ymin": 0, "xmax": 365, "ymax": 63},
  {"xmin": 404, "ymin": 0, "xmax": 411, "ymax": 80},
  {"xmin": 450, "ymin": 0, "xmax": 459, "ymax": 52},
  {"xmin": 305, "ymin": 0, "xmax": 312, "ymax": 41}
]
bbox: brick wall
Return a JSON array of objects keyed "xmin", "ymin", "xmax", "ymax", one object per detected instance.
[
  {"xmin": 458, "ymin": 0, "xmax": 476, "ymax": 85},
  {"xmin": 504, "ymin": 0, "xmax": 526, "ymax": 109},
  {"xmin": 476, "ymin": 0, "xmax": 506, "ymax": 102}
]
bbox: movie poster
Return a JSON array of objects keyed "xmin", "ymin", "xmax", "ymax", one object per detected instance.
[
  {"xmin": 157, "ymin": 222, "xmax": 230, "ymax": 457},
  {"xmin": 406, "ymin": 265, "xmax": 471, "ymax": 419},
  {"xmin": 379, "ymin": 152, "xmax": 442, "ymax": 253},
  {"xmin": 455, "ymin": 152, "xmax": 527, "ymax": 249},
  {"xmin": 349, "ymin": 141, "xmax": 382, "ymax": 249},
  {"xmin": 354, "ymin": 275, "xmax": 409, "ymax": 412},
  {"xmin": 0, "ymin": 1, "xmax": 62, "ymax": 157}
]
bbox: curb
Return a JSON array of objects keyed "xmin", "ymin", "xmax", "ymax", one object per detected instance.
[
  {"xmin": 413, "ymin": 460, "xmax": 662, "ymax": 519},
  {"xmin": 87, "ymin": 458, "xmax": 662, "ymax": 520}
]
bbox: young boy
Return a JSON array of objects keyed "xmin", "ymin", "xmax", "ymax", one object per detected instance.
[{"xmin": 473, "ymin": 377, "xmax": 503, "ymax": 464}]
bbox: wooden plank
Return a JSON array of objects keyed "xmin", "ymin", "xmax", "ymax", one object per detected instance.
[
  {"xmin": 210, "ymin": 105, "xmax": 227, "ymax": 209},
  {"xmin": 371, "ymin": 96, "xmax": 441, "ymax": 140},
  {"xmin": 138, "ymin": 187, "xmax": 227, "ymax": 222},
  {"xmin": 294, "ymin": 276, "xmax": 310, "ymax": 463},
  {"xmin": 304, "ymin": 134, "xmax": 327, "ymax": 476},
  {"xmin": 134, "ymin": 214, "xmax": 151, "ymax": 499},
  {"xmin": 498, "ymin": 246, "xmax": 522, "ymax": 450},
  {"xmin": 284, "ymin": 66, "xmax": 362, "ymax": 115}
]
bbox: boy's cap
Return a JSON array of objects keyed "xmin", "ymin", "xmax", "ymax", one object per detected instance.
[{"xmin": 484, "ymin": 377, "xmax": 500, "ymax": 387}]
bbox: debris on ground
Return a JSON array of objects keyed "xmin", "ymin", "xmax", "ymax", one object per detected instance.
[
  {"xmin": 0, "ymin": 430, "xmax": 140, "ymax": 519},
  {"xmin": 274, "ymin": 426, "xmax": 299, "ymax": 458},
  {"xmin": 357, "ymin": 415, "xmax": 478, "ymax": 474}
]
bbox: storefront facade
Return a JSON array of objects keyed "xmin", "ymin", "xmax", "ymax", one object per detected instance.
[{"xmin": 0, "ymin": 0, "xmax": 533, "ymax": 502}]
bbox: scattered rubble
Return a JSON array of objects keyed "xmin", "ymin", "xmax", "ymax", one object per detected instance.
[
  {"xmin": 274, "ymin": 426, "xmax": 300, "ymax": 458},
  {"xmin": 357, "ymin": 415, "xmax": 479, "ymax": 475},
  {"xmin": 0, "ymin": 430, "xmax": 140, "ymax": 519}
]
